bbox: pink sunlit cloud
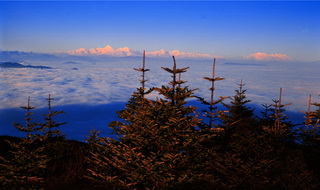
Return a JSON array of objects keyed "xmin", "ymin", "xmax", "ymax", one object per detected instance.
[{"xmin": 244, "ymin": 52, "xmax": 291, "ymax": 61}]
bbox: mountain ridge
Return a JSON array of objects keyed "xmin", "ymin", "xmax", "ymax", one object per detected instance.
[{"xmin": 0, "ymin": 62, "xmax": 53, "ymax": 69}]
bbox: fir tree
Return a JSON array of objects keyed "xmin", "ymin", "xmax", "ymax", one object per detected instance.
[
  {"xmin": 39, "ymin": 94, "xmax": 65, "ymax": 142},
  {"xmin": 0, "ymin": 97, "xmax": 47, "ymax": 189},
  {"xmin": 220, "ymin": 79, "xmax": 254, "ymax": 127},
  {"xmin": 262, "ymin": 88, "xmax": 293, "ymax": 140},
  {"xmin": 87, "ymin": 56, "xmax": 202, "ymax": 189},
  {"xmin": 314, "ymin": 96, "xmax": 320, "ymax": 121},
  {"xmin": 313, "ymin": 96, "xmax": 320, "ymax": 144},
  {"xmin": 197, "ymin": 58, "xmax": 226, "ymax": 129},
  {"xmin": 300, "ymin": 95, "xmax": 320, "ymax": 146},
  {"xmin": 0, "ymin": 95, "xmax": 66, "ymax": 189},
  {"xmin": 259, "ymin": 103, "xmax": 274, "ymax": 127},
  {"xmin": 214, "ymin": 83, "xmax": 281, "ymax": 189}
]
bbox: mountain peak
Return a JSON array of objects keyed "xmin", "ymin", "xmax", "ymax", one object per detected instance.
[{"xmin": 63, "ymin": 45, "xmax": 214, "ymax": 59}]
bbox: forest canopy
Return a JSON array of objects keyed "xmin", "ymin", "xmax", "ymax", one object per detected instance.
[{"xmin": 1, "ymin": 56, "xmax": 319, "ymax": 189}]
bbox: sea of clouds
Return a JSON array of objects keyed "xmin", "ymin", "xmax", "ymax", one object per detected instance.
[{"xmin": 0, "ymin": 53, "xmax": 319, "ymax": 140}]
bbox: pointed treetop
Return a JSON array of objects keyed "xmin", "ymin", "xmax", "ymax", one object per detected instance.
[
  {"xmin": 133, "ymin": 50, "xmax": 151, "ymax": 95},
  {"xmin": 47, "ymin": 94, "xmax": 54, "ymax": 113},
  {"xmin": 173, "ymin": 56, "xmax": 177, "ymax": 72},
  {"xmin": 239, "ymin": 79, "xmax": 244, "ymax": 91},
  {"xmin": 161, "ymin": 56, "xmax": 189, "ymax": 74},
  {"xmin": 202, "ymin": 58, "xmax": 225, "ymax": 82},
  {"xmin": 212, "ymin": 58, "xmax": 216, "ymax": 79},
  {"xmin": 20, "ymin": 96, "xmax": 36, "ymax": 111}
]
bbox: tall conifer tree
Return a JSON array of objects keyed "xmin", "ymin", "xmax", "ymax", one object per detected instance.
[
  {"xmin": 220, "ymin": 79, "xmax": 254, "ymax": 127},
  {"xmin": 300, "ymin": 95, "xmax": 320, "ymax": 145},
  {"xmin": 87, "ymin": 56, "xmax": 202, "ymax": 189},
  {"xmin": 0, "ymin": 96, "xmax": 65, "ymax": 189},
  {"xmin": 197, "ymin": 58, "xmax": 226, "ymax": 131}
]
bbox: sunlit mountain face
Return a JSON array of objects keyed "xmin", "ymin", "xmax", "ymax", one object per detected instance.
[{"xmin": 60, "ymin": 45, "xmax": 215, "ymax": 59}]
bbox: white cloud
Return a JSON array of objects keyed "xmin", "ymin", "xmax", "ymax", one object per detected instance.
[
  {"xmin": 0, "ymin": 58, "xmax": 319, "ymax": 113},
  {"xmin": 1, "ymin": 57, "xmax": 320, "ymax": 140}
]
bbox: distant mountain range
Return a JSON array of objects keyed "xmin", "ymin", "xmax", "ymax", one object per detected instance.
[
  {"xmin": 63, "ymin": 61, "xmax": 80, "ymax": 64},
  {"xmin": 224, "ymin": 62, "xmax": 266, "ymax": 66},
  {"xmin": 0, "ymin": 62, "xmax": 53, "ymax": 69},
  {"xmin": 0, "ymin": 51, "xmax": 60, "ymax": 61},
  {"xmin": 1, "ymin": 45, "xmax": 215, "ymax": 60},
  {"xmin": 61, "ymin": 45, "xmax": 214, "ymax": 59}
]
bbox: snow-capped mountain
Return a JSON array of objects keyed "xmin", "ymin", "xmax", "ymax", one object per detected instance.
[{"xmin": 63, "ymin": 45, "xmax": 214, "ymax": 59}]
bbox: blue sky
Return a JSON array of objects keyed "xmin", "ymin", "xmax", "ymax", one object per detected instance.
[{"xmin": 1, "ymin": 1, "xmax": 320, "ymax": 61}]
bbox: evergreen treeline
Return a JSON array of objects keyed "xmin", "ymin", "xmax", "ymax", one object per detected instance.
[{"xmin": 1, "ymin": 55, "xmax": 320, "ymax": 189}]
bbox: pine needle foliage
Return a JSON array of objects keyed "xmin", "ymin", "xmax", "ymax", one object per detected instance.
[
  {"xmin": 314, "ymin": 96, "xmax": 320, "ymax": 121},
  {"xmin": 0, "ymin": 96, "xmax": 66, "ymax": 189},
  {"xmin": 259, "ymin": 103, "xmax": 274, "ymax": 126},
  {"xmin": 0, "ymin": 97, "xmax": 47, "ymax": 188},
  {"xmin": 87, "ymin": 56, "xmax": 203, "ymax": 189},
  {"xmin": 263, "ymin": 88, "xmax": 293, "ymax": 139},
  {"xmin": 220, "ymin": 79, "xmax": 254, "ymax": 127},
  {"xmin": 39, "ymin": 94, "xmax": 66, "ymax": 142},
  {"xmin": 313, "ymin": 97, "xmax": 320, "ymax": 144},
  {"xmin": 212, "ymin": 82, "xmax": 282, "ymax": 189},
  {"xmin": 196, "ymin": 58, "xmax": 227, "ymax": 130},
  {"xmin": 133, "ymin": 50, "xmax": 150, "ymax": 97},
  {"xmin": 299, "ymin": 95, "xmax": 320, "ymax": 146},
  {"xmin": 2, "ymin": 55, "xmax": 320, "ymax": 189}
]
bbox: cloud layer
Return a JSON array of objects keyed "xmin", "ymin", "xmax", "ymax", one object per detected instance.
[
  {"xmin": 63, "ymin": 45, "xmax": 214, "ymax": 59},
  {"xmin": 1, "ymin": 55, "xmax": 319, "ymax": 140},
  {"xmin": 0, "ymin": 56, "xmax": 318, "ymax": 112},
  {"xmin": 244, "ymin": 52, "xmax": 291, "ymax": 61}
]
